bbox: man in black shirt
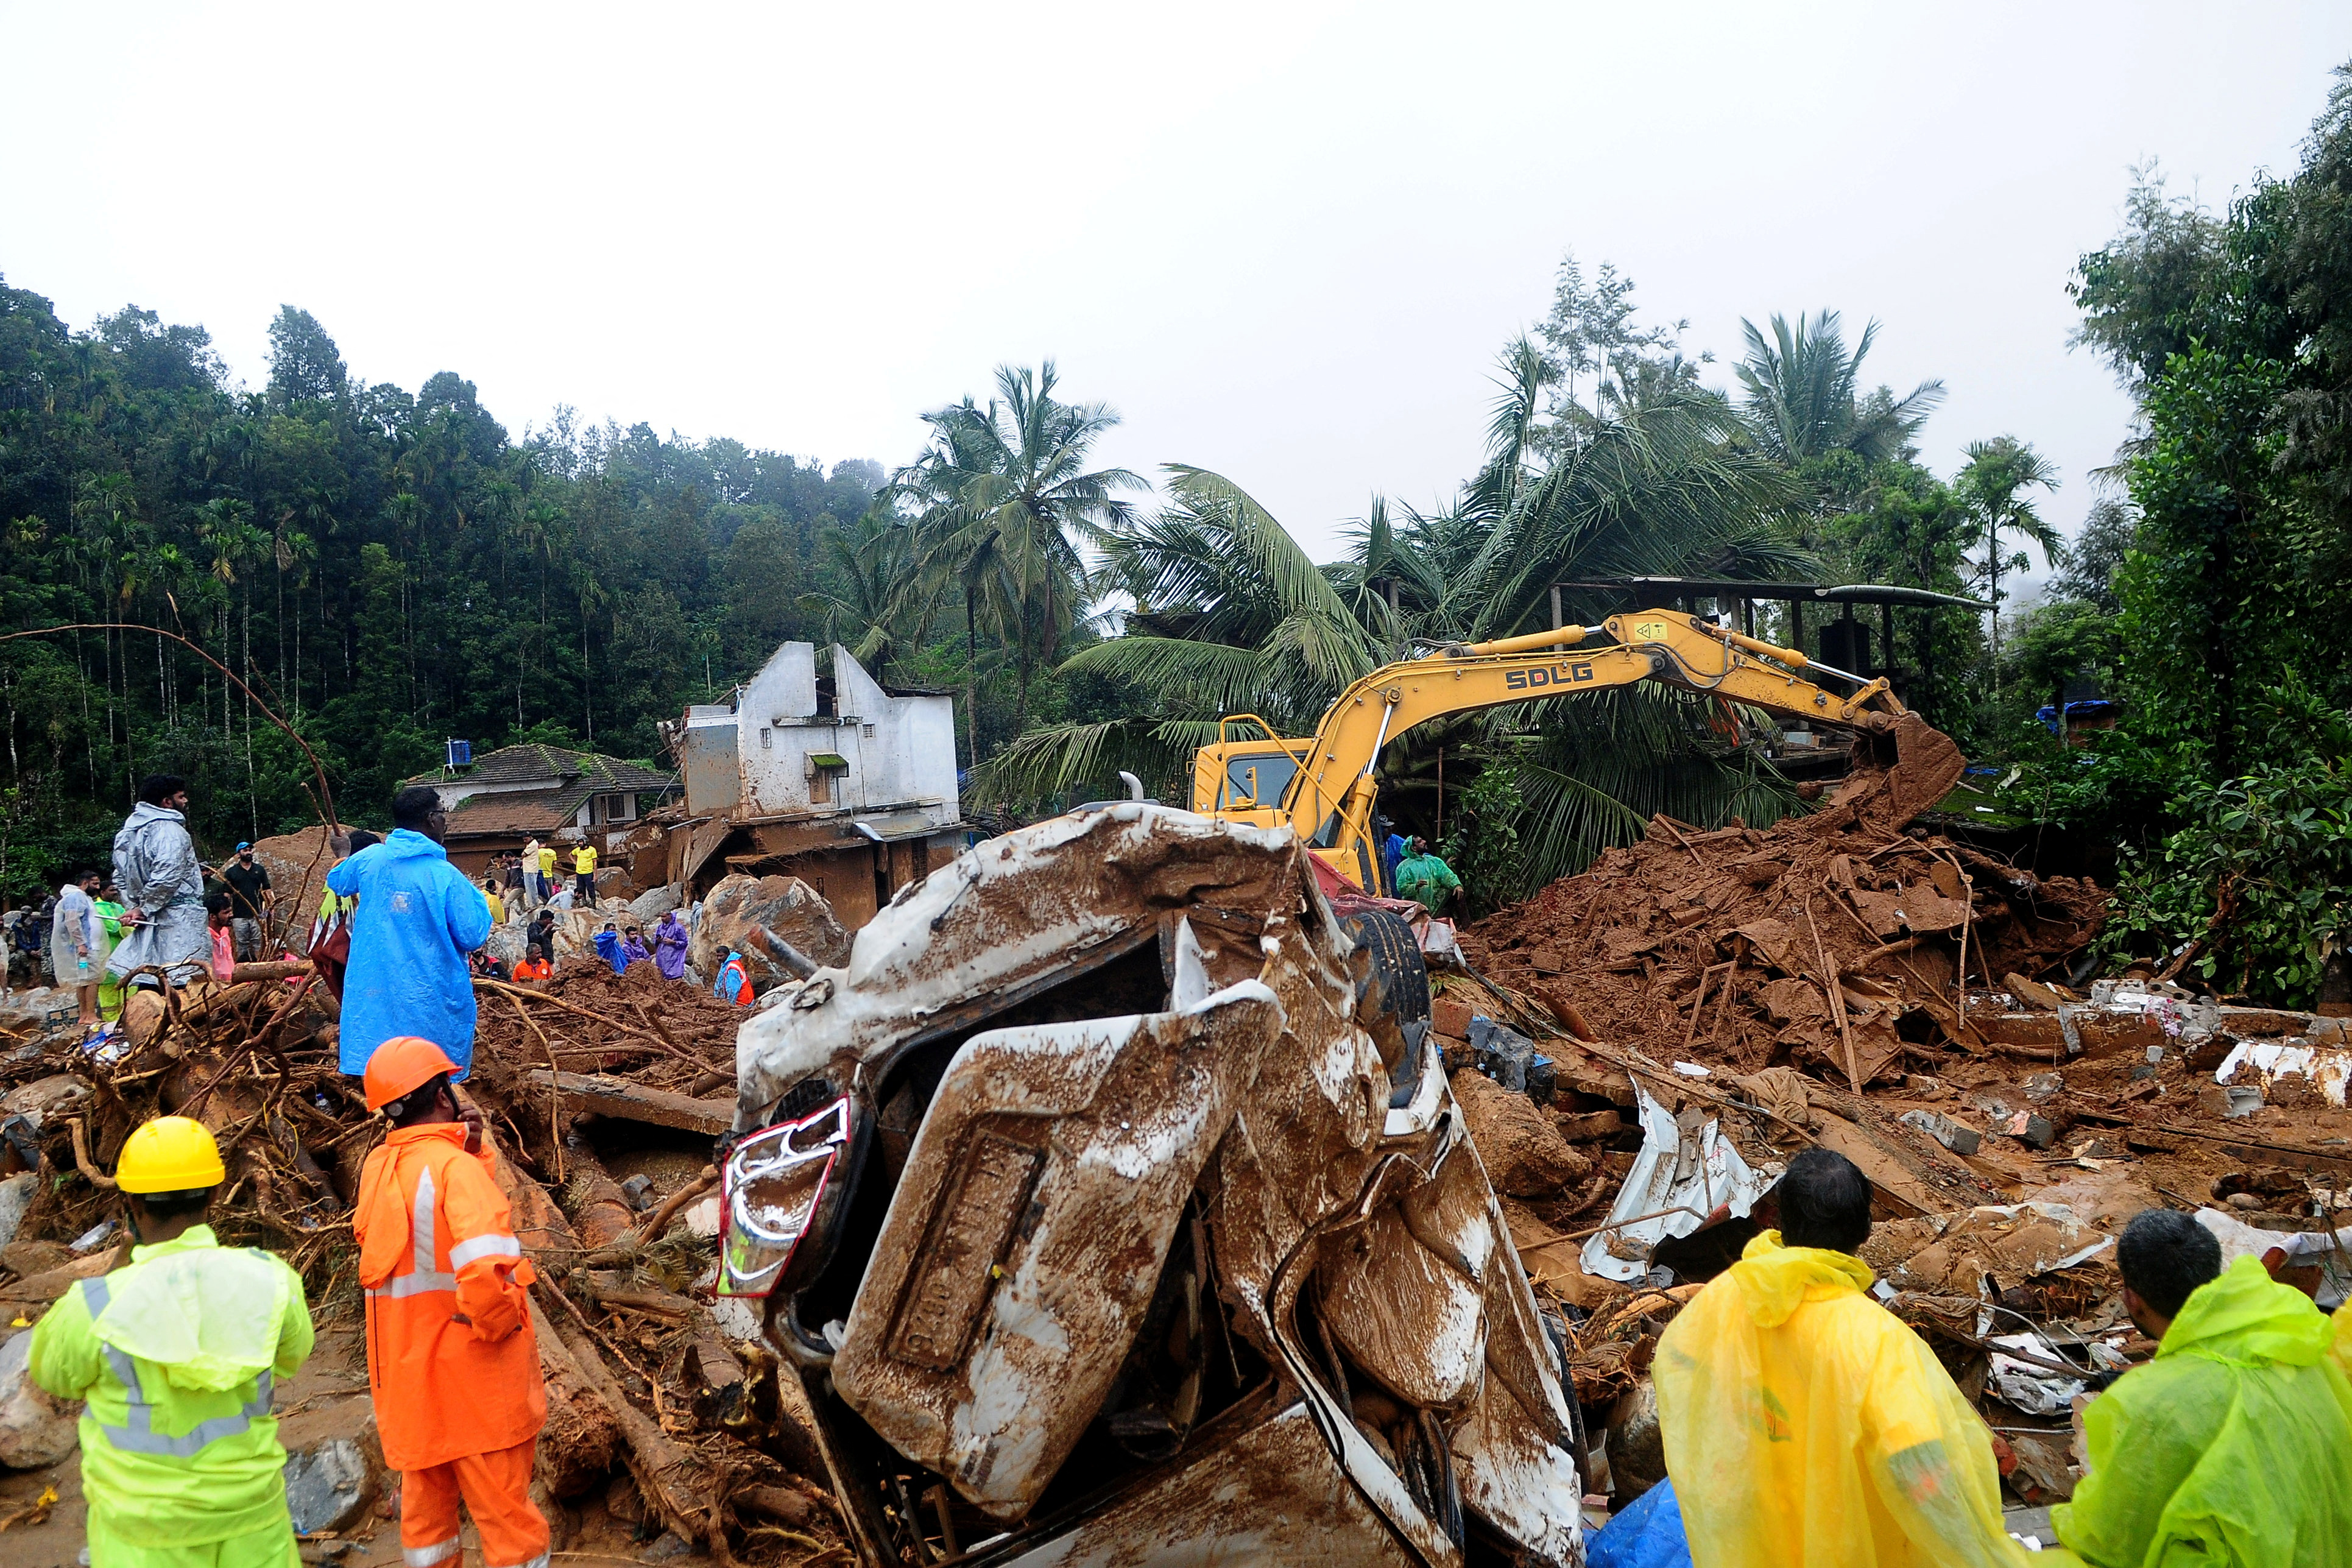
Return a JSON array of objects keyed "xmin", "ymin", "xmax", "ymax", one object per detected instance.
[{"xmin": 221, "ymin": 842, "xmax": 274, "ymax": 962}]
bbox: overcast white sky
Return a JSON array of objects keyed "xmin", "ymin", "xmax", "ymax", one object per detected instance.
[{"xmin": 5, "ymin": 2, "xmax": 2348, "ymax": 576}]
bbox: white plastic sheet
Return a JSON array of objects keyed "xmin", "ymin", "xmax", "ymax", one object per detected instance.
[{"xmin": 1580, "ymin": 1079, "xmax": 1776, "ymax": 1283}]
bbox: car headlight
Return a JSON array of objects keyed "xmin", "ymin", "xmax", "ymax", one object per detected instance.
[{"xmin": 720, "ymin": 1095, "xmax": 852, "ymax": 1298}]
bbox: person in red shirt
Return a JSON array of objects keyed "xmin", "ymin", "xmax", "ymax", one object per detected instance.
[{"xmin": 354, "ymin": 1037, "xmax": 547, "ymax": 1568}]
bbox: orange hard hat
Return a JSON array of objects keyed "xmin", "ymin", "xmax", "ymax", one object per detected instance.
[{"xmin": 364, "ymin": 1036, "xmax": 460, "ymax": 1112}]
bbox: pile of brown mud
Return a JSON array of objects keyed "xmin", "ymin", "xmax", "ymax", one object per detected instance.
[{"xmin": 1462, "ymin": 713, "xmax": 2108, "ymax": 1087}]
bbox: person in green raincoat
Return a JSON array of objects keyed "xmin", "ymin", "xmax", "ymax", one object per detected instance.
[
  {"xmin": 2050, "ymin": 1207, "xmax": 2352, "ymax": 1567},
  {"xmin": 28, "ymin": 1116, "xmax": 314, "ymax": 1568},
  {"xmin": 93, "ymin": 881, "xmax": 127, "ymax": 1022}
]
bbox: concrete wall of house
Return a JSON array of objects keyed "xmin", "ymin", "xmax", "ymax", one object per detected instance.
[
  {"xmin": 733, "ymin": 643, "xmax": 959, "ymax": 825},
  {"xmin": 680, "ymin": 707, "xmax": 741, "ymax": 815}
]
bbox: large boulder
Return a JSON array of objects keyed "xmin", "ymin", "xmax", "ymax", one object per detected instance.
[
  {"xmin": 689, "ymin": 875, "xmax": 850, "ymax": 995},
  {"xmin": 1450, "ymin": 1067, "xmax": 1591, "ymax": 1198},
  {"xmin": 0, "ymin": 1328, "xmax": 79, "ymax": 1469},
  {"xmin": 627, "ymin": 883, "xmax": 682, "ymax": 923}
]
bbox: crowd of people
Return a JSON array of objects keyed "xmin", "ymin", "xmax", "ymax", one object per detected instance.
[
  {"xmin": 0, "ymin": 777, "xmax": 774, "ymax": 1567},
  {"xmin": 4, "ymin": 777, "xmax": 758, "ymax": 1059}
]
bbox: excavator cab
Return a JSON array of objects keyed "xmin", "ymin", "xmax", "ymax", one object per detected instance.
[{"xmin": 1188, "ymin": 715, "xmax": 1310, "ymax": 825}]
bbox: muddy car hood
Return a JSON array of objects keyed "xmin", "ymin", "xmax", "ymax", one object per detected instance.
[{"xmin": 733, "ymin": 805, "xmax": 1307, "ymax": 1123}]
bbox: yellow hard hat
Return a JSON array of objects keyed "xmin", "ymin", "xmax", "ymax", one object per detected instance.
[{"xmin": 115, "ymin": 1116, "xmax": 226, "ymax": 1195}]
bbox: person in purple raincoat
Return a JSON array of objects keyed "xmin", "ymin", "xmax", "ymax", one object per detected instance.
[{"xmin": 651, "ymin": 909, "xmax": 689, "ymax": 981}]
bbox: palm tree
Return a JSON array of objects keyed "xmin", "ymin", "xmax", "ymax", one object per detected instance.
[
  {"xmin": 976, "ymin": 465, "xmax": 1377, "ymax": 805},
  {"xmin": 890, "ymin": 363, "xmax": 1145, "ymax": 734},
  {"xmin": 981, "ymin": 348, "xmax": 1817, "ymax": 894},
  {"xmin": 797, "ymin": 512, "xmax": 927, "ymax": 671},
  {"xmin": 1955, "ymin": 436, "xmax": 2063, "ymax": 671},
  {"xmin": 1736, "ymin": 311, "xmax": 1946, "ymax": 475}
]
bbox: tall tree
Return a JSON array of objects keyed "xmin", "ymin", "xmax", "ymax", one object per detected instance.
[
  {"xmin": 891, "ymin": 362, "xmax": 1144, "ymax": 732},
  {"xmin": 1734, "ymin": 311, "xmax": 1946, "ymax": 526},
  {"xmin": 1954, "ymin": 435, "xmax": 2061, "ymax": 671}
]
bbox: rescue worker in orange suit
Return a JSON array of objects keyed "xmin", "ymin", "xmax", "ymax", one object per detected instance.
[{"xmin": 355, "ymin": 1037, "xmax": 549, "ymax": 1568}]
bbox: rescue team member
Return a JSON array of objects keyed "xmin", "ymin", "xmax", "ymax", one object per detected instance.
[
  {"xmin": 2049, "ymin": 1209, "xmax": 2352, "ymax": 1566},
  {"xmin": 570, "ymin": 840, "xmax": 597, "ymax": 903},
  {"xmin": 355, "ymin": 1037, "xmax": 549, "ymax": 1568},
  {"xmin": 1394, "ymin": 835, "xmax": 1463, "ymax": 916},
  {"xmin": 328, "ymin": 788, "xmax": 491, "ymax": 1079},
  {"xmin": 712, "ymin": 944, "xmax": 752, "ymax": 1005},
  {"xmin": 1652, "ymin": 1148, "xmax": 2031, "ymax": 1567},
  {"xmin": 29, "ymin": 1118, "xmax": 314, "ymax": 1568}
]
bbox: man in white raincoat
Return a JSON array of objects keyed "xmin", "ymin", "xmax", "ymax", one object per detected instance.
[{"xmin": 107, "ymin": 774, "xmax": 210, "ymax": 989}]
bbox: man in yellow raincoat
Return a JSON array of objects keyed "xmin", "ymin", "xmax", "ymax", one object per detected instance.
[
  {"xmin": 1653, "ymin": 1148, "xmax": 2031, "ymax": 1567},
  {"xmin": 2049, "ymin": 1207, "xmax": 2352, "ymax": 1566},
  {"xmin": 29, "ymin": 1117, "xmax": 314, "ymax": 1567}
]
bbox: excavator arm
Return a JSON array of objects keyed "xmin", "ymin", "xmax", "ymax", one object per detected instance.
[{"xmin": 1193, "ymin": 607, "xmax": 1906, "ymax": 891}]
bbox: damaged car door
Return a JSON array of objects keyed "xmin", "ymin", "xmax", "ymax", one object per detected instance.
[{"xmin": 832, "ymin": 979, "xmax": 1282, "ymax": 1520}]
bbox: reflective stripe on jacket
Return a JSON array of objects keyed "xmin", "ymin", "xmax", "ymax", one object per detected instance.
[
  {"xmin": 354, "ymin": 1123, "xmax": 546, "ymax": 1471},
  {"xmin": 26, "ymin": 1226, "xmax": 313, "ymax": 1547}
]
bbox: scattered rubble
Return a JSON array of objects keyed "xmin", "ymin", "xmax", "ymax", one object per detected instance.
[
  {"xmin": 1439, "ymin": 715, "xmax": 2352, "ymax": 1525},
  {"xmin": 0, "ymin": 712, "xmax": 2340, "ymax": 1553}
]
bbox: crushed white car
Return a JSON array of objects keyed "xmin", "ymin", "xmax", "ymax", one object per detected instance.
[{"xmin": 724, "ymin": 805, "xmax": 1589, "ymax": 1566}]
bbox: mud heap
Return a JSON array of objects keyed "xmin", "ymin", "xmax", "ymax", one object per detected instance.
[
  {"xmin": 1444, "ymin": 714, "xmax": 2352, "ymax": 1520},
  {"xmin": 1463, "ymin": 713, "xmax": 2108, "ymax": 1087}
]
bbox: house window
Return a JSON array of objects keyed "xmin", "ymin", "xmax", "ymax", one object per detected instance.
[
  {"xmin": 590, "ymin": 793, "xmax": 641, "ymax": 827},
  {"xmin": 806, "ymin": 752, "xmax": 849, "ymax": 808}
]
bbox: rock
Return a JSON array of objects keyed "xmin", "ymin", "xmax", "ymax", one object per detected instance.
[
  {"xmin": 0, "ymin": 1073, "xmax": 91, "ymax": 1128},
  {"xmin": 0, "ymin": 1328, "xmax": 79, "ymax": 1469},
  {"xmin": 1468, "ymin": 1015, "xmax": 1552, "ymax": 1103},
  {"xmin": 0, "ymin": 1174, "xmax": 35, "ymax": 1252},
  {"xmin": 1898, "ymin": 1109, "xmax": 1983, "ymax": 1157},
  {"xmin": 283, "ymin": 1436, "xmax": 381, "ymax": 1535},
  {"xmin": 1998, "ymin": 1111, "xmax": 2056, "ymax": 1150},
  {"xmin": 627, "ymin": 884, "xmax": 682, "ymax": 923},
  {"xmin": 481, "ymin": 923, "xmax": 526, "ymax": 969},
  {"xmin": 1451, "ymin": 1067, "xmax": 1591, "ymax": 1197},
  {"xmin": 0, "ymin": 1240, "xmax": 68, "ymax": 1278},
  {"xmin": 688, "ymin": 874, "xmax": 851, "ymax": 995}
]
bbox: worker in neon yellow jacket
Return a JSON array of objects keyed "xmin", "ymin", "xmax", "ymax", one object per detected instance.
[
  {"xmin": 29, "ymin": 1117, "xmax": 314, "ymax": 1567},
  {"xmin": 2047, "ymin": 1209, "xmax": 2352, "ymax": 1567}
]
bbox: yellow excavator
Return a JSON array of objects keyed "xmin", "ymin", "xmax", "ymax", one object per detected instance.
[{"xmin": 1189, "ymin": 607, "xmax": 1909, "ymax": 893}]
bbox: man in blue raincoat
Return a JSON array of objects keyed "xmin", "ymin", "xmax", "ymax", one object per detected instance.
[{"xmin": 327, "ymin": 786, "xmax": 491, "ymax": 1078}]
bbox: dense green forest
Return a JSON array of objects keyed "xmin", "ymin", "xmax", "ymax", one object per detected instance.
[
  {"xmin": 7, "ymin": 60, "xmax": 2349, "ymax": 1008},
  {"xmin": 0, "ymin": 291, "xmax": 895, "ymax": 885},
  {"xmin": 2000, "ymin": 63, "xmax": 2352, "ymax": 1005}
]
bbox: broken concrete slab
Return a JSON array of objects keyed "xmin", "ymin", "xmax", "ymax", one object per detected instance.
[{"xmin": 1899, "ymin": 1109, "xmax": 1983, "ymax": 1157}]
